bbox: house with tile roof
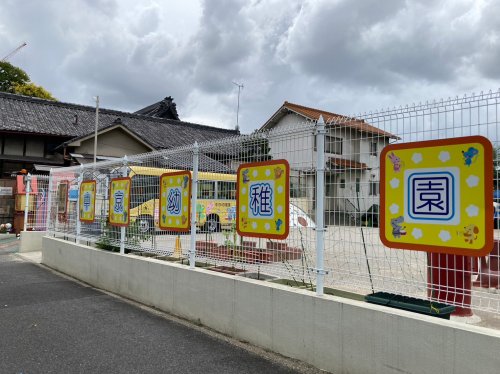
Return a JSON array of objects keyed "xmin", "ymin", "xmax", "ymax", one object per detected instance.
[
  {"xmin": 260, "ymin": 101, "xmax": 398, "ymax": 219},
  {"xmin": 0, "ymin": 92, "xmax": 238, "ymax": 175}
]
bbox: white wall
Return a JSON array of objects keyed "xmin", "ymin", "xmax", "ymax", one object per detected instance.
[{"xmin": 42, "ymin": 236, "xmax": 500, "ymax": 374}]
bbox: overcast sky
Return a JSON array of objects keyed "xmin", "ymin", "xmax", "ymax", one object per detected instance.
[{"xmin": 1, "ymin": 0, "xmax": 500, "ymax": 133}]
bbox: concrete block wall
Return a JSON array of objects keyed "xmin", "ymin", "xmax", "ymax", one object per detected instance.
[
  {"xmin": 42, "ymin": 236, "xmax": 500, "ymax": 374},
  {"xmin": 19, "ymin": 231, "xmax": 46, "ymax": 252}
]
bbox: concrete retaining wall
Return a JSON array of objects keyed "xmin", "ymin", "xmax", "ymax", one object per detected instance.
[
  {"xmin": 19, "ymin": 231, "xmax": 46, "ymax": 252},
  {"xmin": 42, "ymin": 236, "xmax": 500, "ymax": 374}
]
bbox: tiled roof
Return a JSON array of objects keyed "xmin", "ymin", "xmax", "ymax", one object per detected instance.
[
  {"xmin": 262, "ymin": 101, "xmax": 398, "ymax": 139},
  {"xmin": 328, "ymin": 157, "xmax": 368, "ymax": 170},
  {"xmin": 134, "ymin": 96, "xmax": 180, "ymax": 120},
  {"xmin": 0, "ymin": 92, "xmax": 238, "ymax": 149}
]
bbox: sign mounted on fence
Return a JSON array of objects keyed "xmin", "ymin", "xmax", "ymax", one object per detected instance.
[
  {"xmin": 380, "ymin": 136, "xmax": 493, "ymax": 256},
  {"xmin": 109, "ymin": 177, "xmax": 131, "ymax": 227},
  {"xmin": 56, "ymin": 181, "xmax": 68, "ymax": 215},
  {"xmin": 159, "ymin": 171, "xmax": 191, "ymax": 232},
  {"xmin": 236, "ymin": 159, "xmax": 290, "ymax": 239},
  {"xmin": 79, "ymin": 180, "xmax": 96, "ymax": 223}
]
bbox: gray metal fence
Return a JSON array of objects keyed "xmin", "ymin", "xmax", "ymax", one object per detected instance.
[{"xmin": 46, "ymin": 90, "xmax": 500, "ymax": 316}]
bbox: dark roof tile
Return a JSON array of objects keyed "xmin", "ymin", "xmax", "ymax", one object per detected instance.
[{"xmin": 0, "ymin": 92, "xmax": 238, "ymax": 149}]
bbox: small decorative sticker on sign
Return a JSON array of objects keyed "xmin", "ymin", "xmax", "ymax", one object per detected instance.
[
  {"xmin": 236, "ymin": 159, "xmax": 289, "ymax": 239},
  {"xmin": 380, "ymin": 136, "xmax": 493, "ymax": 256},
  {"xmin": 109, "ymin": 177, "xmax": 131, "ymax": 227},
  {"xmin": 159, "ymin": 171, "xmax": 191, "ymax": 232},
  {"xmin": 79, "ymin": 180, "xmax": 96, "ymax": 223}
]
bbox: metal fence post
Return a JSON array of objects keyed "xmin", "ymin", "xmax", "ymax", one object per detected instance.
[
  {"xmin": 315, "ymin": 116, "xmax": 328, "ymax": 296},
  {"xmin": 23, "ymin": 173, "xmax": 31, "ymax": 232},
  {"xmin": 120, "ymin": 156, "xmax": 128, "ymax": 255},
  {"xmin": 45, "ymin": 169, "xmax": 54, "ymax": 235},
  {"xmin": 189, "ymin": 142, "xmax": 199, "ymax": 269},
  {"xmin": 76, "ymin": 165, "xmax": 83, "ymax": 243}
]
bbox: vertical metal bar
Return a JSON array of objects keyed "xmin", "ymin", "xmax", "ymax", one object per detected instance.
[
  {"xmin": 189, "ymin": 142, "xmax": 199, "ymax": 269},
  {"xmin": 45, "ymin": 169, "xmax": 54, "ymax": 235},
  {"xmin": 23, "ymin": 174, "xmax": 31, "ymax": 232},
  {"xmin": 120, "ymin": 156, "xmax": 128, "ymax": 254},
  {"xmin": 315, "ymin": 116, "xmax": 326, "ymax": 296},
  {"xmin": 76, "ymin": 166, "xmax": 83, "ymax": 243}
]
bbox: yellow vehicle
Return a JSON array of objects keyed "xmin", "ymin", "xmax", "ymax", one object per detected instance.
[{"xmin": 128, "ymin": 166, "xmax": 236, "ymax": 233}]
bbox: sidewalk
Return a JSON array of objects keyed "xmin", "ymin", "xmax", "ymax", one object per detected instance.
[{"xmin": 0, "ymin": 251, "xmax": 319, "ymax": 374}]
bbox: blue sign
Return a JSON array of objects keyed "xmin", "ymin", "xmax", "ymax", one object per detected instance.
[
  {"xmin": 167, "ymin": 188, "xmax": 182, "ymax": 216},
  {"xmin": 404, "ymin": 167, "xmax": 460, "ymax": 225},
  {"xmin": 249, "ymin": 182, "xmax": 274, "ymax": 217}
]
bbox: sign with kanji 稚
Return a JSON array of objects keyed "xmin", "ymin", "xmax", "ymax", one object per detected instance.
[
  {"xmin": 380, "ymin": 136, "xmax": 493, "ymax": 256},
  {"xmin": 236, "ymin": 159, "xmax": 289, "ymax": 239},
  {"xmin": 109, "ymin": 177, "xmax": 131, "ymax": 227},
  {"xmin": 159, "ymin": 171, "xmax": 191, "ymax": 231},
  {"xmin": 79, "ymin": 180, "xmax": 96, "ymax": 223}
]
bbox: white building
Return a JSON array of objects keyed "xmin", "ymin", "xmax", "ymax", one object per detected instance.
[{"xmin": 260, "ymin": 102, "xmax": 398, "ymax": 222}]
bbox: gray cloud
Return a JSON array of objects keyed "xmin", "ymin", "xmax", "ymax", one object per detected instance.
[{"xmin": 0, "ymin": 0, "xmax": 499, "ymax": 133}]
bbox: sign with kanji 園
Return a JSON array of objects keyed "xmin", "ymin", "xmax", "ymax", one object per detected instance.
[
  {"xmin": 109, "ymin": 177, "xmax": 131, "ymax": 227},
  {"xmin": 79, "ymin": 180, "xmax": 96, "ymax": 223},
  {"xmin": 159, "ymin": 171, "xmax": 191, "ymax": 232},
  {"xmin": 236, "ymin": 159, "xmax": 290, "ymax": 239},
  {"xmin": 380, "ymin": 136, "xmax": 493, "ymax": 256}
]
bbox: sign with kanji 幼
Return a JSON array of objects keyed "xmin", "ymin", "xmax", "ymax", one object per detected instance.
[
  {"xmin": 380, "ymin": 136, "xmax": 493, "ymax": 256},
  {"xmin": 79, "ymin": 180, "xmax": 96, "ymax": 223},
  {"xmin": 236, "ymin": 159, "xmax": 290, "ymax": 239},
  {"xmin": 159, "ymin": 171, "xmax": 191, "ymax": 232},
  {"xmin": 109, "ymin": 177, "xmax": 131, "ymax": 227}
]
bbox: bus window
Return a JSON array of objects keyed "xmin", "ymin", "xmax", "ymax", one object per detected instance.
[
  {"xmin": 198, "ymin": 180, "xmax": 215, "ymax": 199},
  {"xmin": 131, "ymin": 175, "xmax": 159, "ymax": 209},
  {"xmin": 217, "ymin": 181, "xmax": 236, "ymax": 200}
]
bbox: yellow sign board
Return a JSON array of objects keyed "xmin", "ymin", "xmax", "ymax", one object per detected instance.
[
  {"xmin": 79, "ymin": 180, "xmax": 96, "ymax": 223},
  {"xmin": 109, "ymin": 177, "xmax": 131, "ymax": 227},
  {"xmin": 236, "ymin": 159, "xmax": 290, "ymax": 239},
  {"xmin": 159, "ymin": 171, "xmax": 191, "ymax": 232},
  {"xmin": 380, "ymin": 136, "xmax": 493, "ymax": 256}
]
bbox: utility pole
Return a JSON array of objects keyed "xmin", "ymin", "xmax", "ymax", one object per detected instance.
[
  {"xmin": 94, "ymin": 96, "xmax": 99, "ymax": 165},
  {"xmin": 232, "ymin": 81, "xmax": 243, "ymax": 132}
]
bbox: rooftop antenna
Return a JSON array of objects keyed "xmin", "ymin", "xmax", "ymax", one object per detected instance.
[
  {"xmin": 232, "ymin": 81, "xmax": 244, "ymax": 132},
  {"xmin": 1, "ymin": 42, "xmax": 27, "ymax": 62}
]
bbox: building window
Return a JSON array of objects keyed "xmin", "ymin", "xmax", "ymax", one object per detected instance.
[
  {"xmin": 326, "ymin": 136, "xmax": 342, "ymax": 155},
  {"xmin": 3, "ymin": 136, "xmax": 23, "ymax": 156},
  {"xmin": 315, "ymin": 135, "xmax": 342, "ymax": 154},
  {"xmin": 369, "ymin": 181, "xmax": 379, "ymax": 196},
  {"xmin": 370, "ymin": 142, "xmax": 377, "ymax": 156},
  {"xmin": 25, "ymin": 139, "xmax": 45, "ymax": 157},
  {"xmin": 290, "ymin": 172, "xmax": 307, "ymax": 198},
  {"xmin": 340, "ymin": 179, "xmax": 346, "ymax": 189}
]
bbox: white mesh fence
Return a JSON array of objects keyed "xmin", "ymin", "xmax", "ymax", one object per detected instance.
[
  {"xmin": 45, "ymin": 90, "xmax": 500, "ymax": 315},
  {"xmin": 21, "ymin": 174, "xmax": 50, "ymax": 231}
]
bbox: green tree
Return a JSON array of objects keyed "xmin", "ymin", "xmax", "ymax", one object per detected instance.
[
  {"xmin": 0, "ymin": 61, "xmax": 56, "ymax": 100},
  {"xmin": 12, "ymin": 82, "xmax": 56, "ymax": 101},
  {"xmin": 0, "ymin": 61, "xmax": 29, "ymax": 92},
  {"xmin": 238, "ymin": 135, "xmax": 271, "ymax": 162}
]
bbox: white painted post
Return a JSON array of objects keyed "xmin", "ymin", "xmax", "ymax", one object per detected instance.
[
  {"xmin": 315, "ymin": 116, "xmax": 327, "ymax": 296},
  {"xmin": 189, "ymin": 142, "xmax": 199, "ymax": 269},
  {"xmin": 120, "ymin": 156, "xmax": 128, "ymax": 255},
  {"xmin": 23, "ymin": 173, "xmax": 31, "ymax": 232},
  {"xmin": 76, "ymin": 165, "xmax": 83, "ymax": 243},
  {"xmin": 45, "ymin": 169, "xmax": 54, "ymax": 234}
]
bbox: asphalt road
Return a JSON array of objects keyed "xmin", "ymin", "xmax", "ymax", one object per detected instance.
[{"xmin": 0, "ymin": 252, "xmax": 318, "ymax": 374}]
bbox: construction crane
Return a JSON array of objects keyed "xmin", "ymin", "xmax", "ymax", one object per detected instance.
[{"xmin": 1, "ymin": 42, "xmax": 27, "ymax": 62}]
